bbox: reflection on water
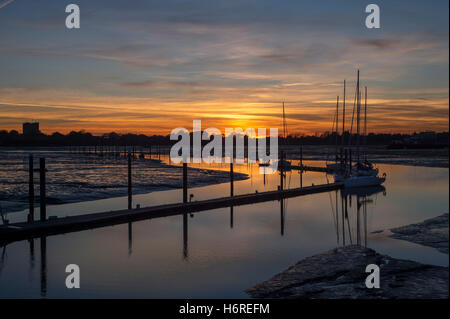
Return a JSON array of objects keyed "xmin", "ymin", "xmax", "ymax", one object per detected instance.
[
  {"xmin": 40, "ymin": 236, "xmax": 47, "ymax": 297},
  {"xmin": 0, "ymin": 156, "xmax": 448, "ymax": 298},
  {"xmin": 331, "ymin": 186, "xmax": 386, "ymax": 248}
]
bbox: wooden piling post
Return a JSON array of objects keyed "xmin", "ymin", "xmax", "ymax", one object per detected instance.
[
  {"xmin": 28, "ymin": 154, "xmax": 34, "ymax": 222},
  {"xmin": 300, "ymin": 170, "xmax": 303, "ymax": 189},
  {"xmin": 299, "ymin": 145, "xmax": 303, "ymax": 188},
  {"xmin": 183, "ymin": 162, "xmax": 188, "ymax": 203},
  {"xmin": 230, "ymin": 162, "xmax": 234, "ymax": 197},
  {"xmin": 300, "ymin": 145, "xmax": 303, "ymax": 168},
  {"xmin": 128, "ymin": 151, "xmax": 132, "ymax": 210},
  {"xmin": 280, "ymin": 199, "xmax": 285, "ymax": 236},
  {"xmin": 39, "ymin": 158, "xmax": 46, "ymax": 222}
]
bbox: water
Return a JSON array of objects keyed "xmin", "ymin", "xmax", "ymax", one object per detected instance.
[
  {"xmin": 0, "ymin": 148, "xmax": 246, "ymax": 216},
  {"xmin": 0, "ymin": 151, "xmax": 448, "ymax": 298}
]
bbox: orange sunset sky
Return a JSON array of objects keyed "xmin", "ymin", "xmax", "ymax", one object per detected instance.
[{"xmin": 0, "ymin": 0, "xmax": 448, "ymax": 136}]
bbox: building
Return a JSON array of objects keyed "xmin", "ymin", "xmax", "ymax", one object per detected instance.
[{"xmin": 22, "ymin": 122, "xmax": 40, "ymax": 136}]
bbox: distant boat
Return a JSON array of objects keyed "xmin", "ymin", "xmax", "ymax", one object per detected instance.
[
  {"xmin": 259, "ymin": 102, "xmax": 291, "ymax": 170},
  {"xmin": 278, "ymin": 102, "xmax": 292, "ymax": 171}
]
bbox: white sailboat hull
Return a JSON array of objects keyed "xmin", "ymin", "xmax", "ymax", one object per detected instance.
[{"xmin": 334, "ymin": 174, "xmax": 385, "ymax": 187}]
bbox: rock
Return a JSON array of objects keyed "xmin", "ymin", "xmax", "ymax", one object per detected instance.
[
  {"xmin": 245, "ymin": 245, "xmax": 448, "ymax": 299},
  {"xmin": 390, "ymin": 213, "xmax": 449, "ymax": 254}
]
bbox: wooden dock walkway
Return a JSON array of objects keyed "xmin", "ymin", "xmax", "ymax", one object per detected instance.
[{"xmin": 0, "ymin": 182, "xmax": 342, "ymax": 244}]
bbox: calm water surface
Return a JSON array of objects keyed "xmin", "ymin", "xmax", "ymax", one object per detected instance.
[{"xmin": 0, "ymin": 154, "xmax": 448, "ymax": 298}]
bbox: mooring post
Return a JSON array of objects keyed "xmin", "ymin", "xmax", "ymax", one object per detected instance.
[
  {"xmin": 300, "ymin": 169, "xmax": 303, "ymax": 189},
  {"xmin": 39, "ymin": 158, "xmax": 46, "ymax": 222},
  {"xmin": 300, "ymin": 145, "xmax": 303, "ymax": 188},
  {"xmin": 300, "ymin": 145, "xmax": 303, "ymax": 169},
  {"xmin": 128, "ymin": 151, "xmax": 132, "ymax": 210},
  {"xmin": 183, "ymin": 162, "xmax": 188, "ymax": 203},
  {"xmin": 230, "ymin": 162, "xmax": 234, "ymax": 197},
  {"xmin": 28, "ymin": 154, "xmax": 34, "ymax": 222},
  {"xmin": 280, "ymin": 198, "xmax": 285, "ymax": 236}
]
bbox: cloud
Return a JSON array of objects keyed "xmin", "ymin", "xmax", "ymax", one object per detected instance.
[
  {"xmin": 0, "ymin": 0, "xmax": 16, "ymax": 9},
  {"xmin": 353, "ymin": 39, "xmax": 399, "ymax": 50},
  {"xmin": 0, "ymin": 1, "xmax": 448, "ymax": 134},
  {"xmin": 121, "ymin": 80, "xmax": 202, "ymax": 89}
]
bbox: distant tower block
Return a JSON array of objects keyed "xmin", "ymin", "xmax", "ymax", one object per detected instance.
[{"xmin": 22, "ymin": 122, "xmax": 40, "ymax": 136}]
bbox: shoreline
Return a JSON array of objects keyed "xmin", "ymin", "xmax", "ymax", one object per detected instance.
[
  {"xmin": 246, "ymin": 245, "xmax": 448, "ymax": 299},
  {"xmin": 284, "ymin": 146, "xmax": 449, "ymax": 168},
  {"xmin": 286, "ymin": 156, "xmax": 449, "ymax": 168},
  {"xmin": 1, "ymin": 146, "xmax": 448, "ymax": 168},
  {"xmin": 0, "ymin": 161, "xmax": 249, "ymax": 215},
  {"xmin": 390, "ymin": 213, "xmax": 449, "ymax": 254}
]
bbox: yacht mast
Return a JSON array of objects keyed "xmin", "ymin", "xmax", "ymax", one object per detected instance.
[
  {"xmin": 364, "ymin": 86, "xmax": 368, "ymax": 160},
  {"xmin": 335, "ymin": 95, "xmax": 339, "ymax": 163},
  {"xmin": 356, "ymin": 70, "xmax": 361, "ymax": 164},
  {"xmin": 282, "ymin": 101, "xmax": 287, "ymax": 140},
  {"xmin": 342, "ymin": 80, "xmax": 346, "ymax": 147}
]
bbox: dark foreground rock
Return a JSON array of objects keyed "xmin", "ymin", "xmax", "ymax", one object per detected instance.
[
  {"xmin": 390, "ymin": 213, "xmax": 449, "ymax": 254},
  {"xmin": 246, "ymin": 246, "xmax": 448, "ymax": 299}
]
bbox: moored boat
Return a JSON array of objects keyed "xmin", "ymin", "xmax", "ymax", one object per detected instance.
[{"xmin": 333, "ymin": 70, "xmax": 385, "ymax": 188}]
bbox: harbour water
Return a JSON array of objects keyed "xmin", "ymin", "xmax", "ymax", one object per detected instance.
[{"xmin": 0, "ymin": 150, "xmax": 448, "ymax": 298}]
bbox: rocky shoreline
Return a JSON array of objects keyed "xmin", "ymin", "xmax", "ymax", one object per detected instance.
[
  {"xmin": 246, "ymin": 214, "xmax": 449, "ymax": 299},
  {"xmin": 390, "ymin": 213, "xmax": 449, "ymax": 254},
  {"xmin": 246, "ymin": 246, "xmax": 448, "ymax": 299}
]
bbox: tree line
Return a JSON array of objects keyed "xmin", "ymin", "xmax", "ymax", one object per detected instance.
[{"xmin": 0, "ymin": 129, "xmax": 448, "ymax": 147}]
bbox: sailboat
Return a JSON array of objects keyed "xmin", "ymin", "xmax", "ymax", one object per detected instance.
[
  {"xmin": 334, "ymin": 70, "xmax": 386, "ymax": 188},
  {"xmin": 278, "ymin": 102, "xmax": 292, "ymax": 171},
  {"xmin": 259, "ymin": 102, "xmax": 291, "ymax": 170}
]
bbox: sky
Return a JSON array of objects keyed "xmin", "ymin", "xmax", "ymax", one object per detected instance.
[{"xmin": 0, "ymin": 0, "xmax": 448, "ymax": 135}]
